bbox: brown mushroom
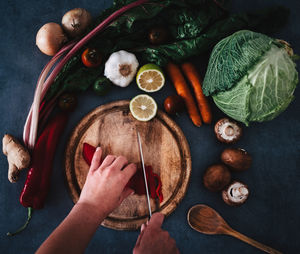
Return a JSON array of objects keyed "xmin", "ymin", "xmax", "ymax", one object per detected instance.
[
  {"xmin": 214, "ymin": 118, "xmax": 242, "ymax": 144},
  {"xmin": 203, "ymin": 164, "xmax": 231, "ymax": 192},
  {"xmin": 221, "ymin": 148, "xmax": 252, "ymax": 171},
  {"xmin": 222, "ymin": 181, "xmax": 249, "ymax": 206}
]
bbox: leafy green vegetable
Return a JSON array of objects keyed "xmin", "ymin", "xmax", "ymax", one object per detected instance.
[
  {"xmin": 46, "ymin": 56, "xmax": 103, "ymax": 99},
  {"xmin": 138, "ymin": 6, "xmax": 289, "ymax": 66},
  {"xmin": 203, "ymin": 30, "xmax": 298, "ymax": 125},
  {"xmin": 202, "ymin": 30, "xmax": 273, "ymax": 95},
  {"xmin": 46, "ymin": 0, "xmax": 289, "ymax": 101},
  {"xmin": 47, "ymin": 0, "xmax": 226, "ymax": 100}
]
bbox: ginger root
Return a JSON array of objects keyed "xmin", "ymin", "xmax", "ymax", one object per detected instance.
[{"xmin": 2, "ymin": 134, "xmax": 31, "ymax": 183}]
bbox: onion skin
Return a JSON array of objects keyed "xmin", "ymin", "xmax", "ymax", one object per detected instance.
[
  {"xmin": 62, "ymin": 8, "xmax": 92, "ymax": 38},
  {"xmin": 36, "ymin": 23, "xmax": 67, "ymax": 56}
]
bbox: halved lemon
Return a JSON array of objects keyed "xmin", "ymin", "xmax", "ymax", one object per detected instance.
[
  {"xmin": 129, "ymin": 94, "xmax": 157, "ymax": 121},
  {"xmin": 136, "ymin": 64, "xmax": 165, "ymax": 92}
]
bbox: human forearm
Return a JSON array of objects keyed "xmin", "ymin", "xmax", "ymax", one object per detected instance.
[
  {"xmin": 36, "ymin": 202, "xmax": 106, "ymax": 254},
  {"xmin": 36, "ymin": 148, "xmax": 136, "ymax": 254}
]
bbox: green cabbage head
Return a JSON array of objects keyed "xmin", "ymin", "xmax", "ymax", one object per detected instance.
[{"xmin": 203, "ymin": 30, "xmax": 298, "ymax": 126}]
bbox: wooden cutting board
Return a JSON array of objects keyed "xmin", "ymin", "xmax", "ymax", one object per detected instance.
[{"xmin": 65, "ymin": 100, "xmax": 191, "ymax": 230}]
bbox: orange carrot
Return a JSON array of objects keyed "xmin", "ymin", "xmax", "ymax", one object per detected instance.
[
  {"xmin": 166, "ymin": 62, "xmax": 202, "ymax": 127},
  {"xmin": 181, "ymin": 62, "xmax": 212, "ymax": 124}
]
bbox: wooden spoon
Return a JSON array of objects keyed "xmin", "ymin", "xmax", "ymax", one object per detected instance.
[{"xmin": 187, "ymin": 204, "xmax": 282, "ymax": 254}]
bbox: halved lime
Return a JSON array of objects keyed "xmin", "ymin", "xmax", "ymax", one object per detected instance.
[
  {"xmin": 136, "ymin": 64, "xmax": 165, "ymax": 92},
  {"xmin": 129, "ymin": 94, "xmax": 157, "ymax": 121}
]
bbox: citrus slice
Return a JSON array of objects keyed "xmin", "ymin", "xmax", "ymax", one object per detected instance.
[
  {"xmin": 136, "ymin": 64, "xmax": 165, "ymax": 92},
  {"xmin": 129, "ymin": 94, "xmax": 157, "ymax": 121}
]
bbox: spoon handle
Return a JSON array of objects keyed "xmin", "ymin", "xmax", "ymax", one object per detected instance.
[{"xmin": 226, "ymin": 229, "xmax": 282, "ymax": 254}]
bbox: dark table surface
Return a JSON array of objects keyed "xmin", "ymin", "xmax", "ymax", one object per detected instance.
[{"xmin": 0, "ymin": 0, "xmax": 299, "ymax": 253}]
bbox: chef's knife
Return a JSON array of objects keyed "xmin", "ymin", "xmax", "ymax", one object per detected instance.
[{"xmin": 136, "ymin": 131, "xmax": 152, "ymax": 218}]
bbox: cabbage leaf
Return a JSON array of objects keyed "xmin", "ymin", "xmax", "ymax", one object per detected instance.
[
  {"xmin": 206, "ymin": 31, "xmax": 298, "ymax": 125},
  {"xmin": 203, "ymin": 30, "xmax": 274, "ymax": 96}
]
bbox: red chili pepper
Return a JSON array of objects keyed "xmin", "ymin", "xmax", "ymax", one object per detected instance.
[
  {"xmin": 20, "ymin": 112, "xmax": 68, "ymax": 208},
  {"xmin": 8, "ymin": 112, "xmax": 68, "ymax": 236},
  {"xmin": 82, "ymin": 143, "xmax": 163, "ymax": 202}
]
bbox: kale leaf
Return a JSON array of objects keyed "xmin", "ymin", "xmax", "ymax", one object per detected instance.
[{"xmin": 46, "ymin": 0, "xmax": 288, "ymax": 101}]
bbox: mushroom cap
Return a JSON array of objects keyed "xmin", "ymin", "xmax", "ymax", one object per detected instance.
[
  {"xmin": 214, "ymin": 118, "xmax": 242, "ymax": 144},
  {"xmin": 222, "ymin": 181, "xmax": 249, "ymax": 206},
  {"xmin": 203, "ymin": 164, "xmax": 231, "ymax": 192},
  {"xmin": 221, "ymin": 148, "xmax": 252, "ymax": 171}
]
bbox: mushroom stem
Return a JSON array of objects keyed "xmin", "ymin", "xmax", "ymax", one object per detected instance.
[
  {"xmin": 214, "ymin": 118, "xmax": 242, "ymax": 144},
  {"xmin": 231, "ymin": 186, "xmax": 248, "ymax": 198},
  {"xmin": 222, "ymin": 181, "xmax": 249, "ymax": 206},
  {"xmin": 224, "ymin": 126, "xmax": 234, "ymax": 136}
]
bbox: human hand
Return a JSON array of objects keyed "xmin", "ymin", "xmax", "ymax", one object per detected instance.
[
  {"xmin": 77, "ymin": 147, "xmax": 137, "ymax": 219},
  {"xmin": 133, "ymin": 213, "xmax": 180, "ymax": 254}
]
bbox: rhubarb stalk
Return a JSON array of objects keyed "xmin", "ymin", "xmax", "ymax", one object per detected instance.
[{"xmin": 23, "ymin": 41, "xmax": 76, "ymax": 148}]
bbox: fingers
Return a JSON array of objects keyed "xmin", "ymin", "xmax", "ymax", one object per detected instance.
[
  {"xmin": 141, "ymin": 223, "xmax": 146, "ymax": 232},
  {"xmin": 99, "ymin": 155, "xmax": 116, "ymax": 170},
  {"xmin": 148, "ymin": 212, "xmax": 164, "ymax": 229},
  {"xmin": 92, "ymin": 153, "xmax": 136, "ymax": 188},
  {"xmin": 110, "ymin": 155, "xmax": 128, "ymax": 171},
  {"xmin": 89, "ymin": 147, "xmax": 102, "ymax": 173},
  {"xmin": 122, "ymin": 163, "xmax": 137, "ymax": 182},
  {"xmin": 134, "ymin": 225, "xmax": 146, "ymax": 248},
  {"xmin": 94, "ymin": 153, "xmax": 136, "ymax": 175}
]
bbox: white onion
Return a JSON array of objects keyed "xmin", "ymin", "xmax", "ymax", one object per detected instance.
[
  {"xmin": 62, "ymin": 8, "xmax": 92, "ymax": 38},
  {"xmin": 36, "ymin": 23, "xmax": 68, "ymax": 56}
]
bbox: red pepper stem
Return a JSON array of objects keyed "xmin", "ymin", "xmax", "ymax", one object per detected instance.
[{"xmin": 7, "ymin": 207, "xmax": 33, "ymax": 236}]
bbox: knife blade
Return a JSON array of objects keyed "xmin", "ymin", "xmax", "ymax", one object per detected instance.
[{"xmin": 136, "ymin": 131, "xmax": 152, "ymax": 218}]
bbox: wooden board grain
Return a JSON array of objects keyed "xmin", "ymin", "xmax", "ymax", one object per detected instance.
[{"xmin": 65, "ymin": 100, "xmax": 191, "ymax": 230}]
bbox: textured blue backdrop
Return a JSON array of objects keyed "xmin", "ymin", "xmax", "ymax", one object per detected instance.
[{"xmin": 0, "ymin": 0, "xmax": 299, "ymax": 253}]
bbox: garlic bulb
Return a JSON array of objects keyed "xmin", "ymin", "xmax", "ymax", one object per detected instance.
[{"xmin": 104, "ymin": 50, "xmax": 139, "ymax": 87}]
